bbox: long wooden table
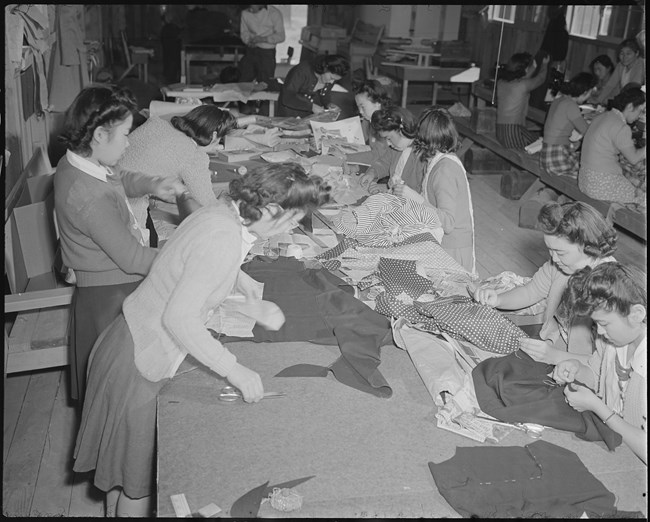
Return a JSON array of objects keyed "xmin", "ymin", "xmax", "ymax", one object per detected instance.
[{"xmin": 161, "ymin": 84, "xmax": 279, "ymax": 116}]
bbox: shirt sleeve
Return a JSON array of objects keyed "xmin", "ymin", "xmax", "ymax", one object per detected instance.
[
  {"xmin": 523, "ymin": 261, "xmax": 556, "ymax": 305},
  {"xmin": 77, "ymin": 188, "xmax": 157, "ymax": 275},
  {"xmin": 181, "ymin": 151, "xmax": 218, "ymax": 207},
  {"xmin": 265, "ymin": 9, "xmax": 285, "ymax": 44},
  {"xmin": 281, "ymin": 66, "xmax": 317, "ymax": 113},
  {"xmin": 117, "ymin": 169, "xmax": 159, "ymax": 198},
  {"xmin": 425, "ymin": 158, "xmax": 463, "ymax": 234},
  {"xmin": 567, "ymin": 102, "xmax": 589, "ymax": 135},
  {"xmin": 523, "ymin": 62, "xmax": 548, "ymax": 92},
  {"xmin": 595, "ymin": 65, "xmax": 622, "ymax": 104},
  {"xmin": 240, "ymin": 13, "xmax": 251, "ymax": 45},
  {"xmin": 161, "ymin": 226, "xmax": 242, "ymax": 377}
]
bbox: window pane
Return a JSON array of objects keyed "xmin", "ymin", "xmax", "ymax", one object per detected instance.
[{"xmin": 601, "ymin": 6, "xmax": 629, "ymax": 39}]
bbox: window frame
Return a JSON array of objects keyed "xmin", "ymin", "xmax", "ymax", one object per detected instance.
[
  {"xmin": 566, "ymin": 4, "xmax": 644, "ymax": 44},
  {"xmin": 487, "ymin": 5, "xmax": 516, "ymax": 25}
]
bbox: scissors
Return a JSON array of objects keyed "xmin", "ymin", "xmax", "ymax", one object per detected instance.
[{"xmin": 218, "ymin": 385, "xmax": 286, "ymax": 402}]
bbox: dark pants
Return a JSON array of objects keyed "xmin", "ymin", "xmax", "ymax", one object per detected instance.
[
  {"xmin": 238, "ymin": 47, "xmax": 276, "ymax": 84},
  {"xmin": 69, "ymin": 281, "xmax": 141, "ymax": 402}
]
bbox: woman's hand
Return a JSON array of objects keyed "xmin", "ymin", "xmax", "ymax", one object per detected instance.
[
  {"xmin": 226, "ymin": 363, "xmax": 264, "ymax": 403},
  {"xmin": 519, "ymin": 338, "xmax": 562, "ymax": 364},
  {"xmin": 392, "ymin": 183, "xmax": 424, "ymax": 203},
  {"xmin": 564, "ymin": 384, "xmax": 602, "ymax": 413},
  {"xmin": 473, "ymin": 287, "xmax": 499, "ymax": 307},
  {"xmin": 552, "ymin": 359, "xmax": 583, "ymax": 384},
  {"xmin": 312, "ymin": 104, "xmax": 325, "ymax": 114},
  {"xmin": 153, "ymin": 177, "xmax": 186, "ymax": 202}
]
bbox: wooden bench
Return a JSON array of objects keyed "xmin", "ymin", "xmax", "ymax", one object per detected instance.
[
  {"xmin": 452, "ymin": 116, "xmax": 647, "ymax": 241},
  {"xmin": 4, "ymin": 146, "xmax": 72, "ymax": 375}
]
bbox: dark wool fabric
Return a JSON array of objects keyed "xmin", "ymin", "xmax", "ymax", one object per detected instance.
[{"xmin": 472, "ymin": 350, "xmax": 622, "ymax": 450}]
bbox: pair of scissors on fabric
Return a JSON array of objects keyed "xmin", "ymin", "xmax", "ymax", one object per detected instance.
[{"xmin": 218, "ymin": 385, "xmax": 286, "ymax": 402}]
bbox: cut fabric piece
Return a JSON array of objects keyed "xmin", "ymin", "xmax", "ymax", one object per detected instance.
[
  {"xmin": 222, "ymin": 256, "xmax": 394, "ymax": 398},
  {"xmin": 415, "ymin": 295, "xmax": 527, "ymax": 355},
  {"xmin": 327, "ymin": 193, "xmax": 444, "ymax": 245},
  {"xmin": 230, "ymin": 475, "xmax": 315, "ymax": 518},
  {"xmin": 378, "ymin": 257, "xmax": 435, "ymax": 299},
  {"xmin": 472, "ymin": 350, "xmax": 622, "ymax": 449},
  {"xmin": 429, "ymin": 440, "xmax": 619, "ymax": 518}
]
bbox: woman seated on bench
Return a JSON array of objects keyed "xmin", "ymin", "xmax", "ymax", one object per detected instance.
[
  {"xmin": 395, "ymin": 107, "xmax": 475, "ymax": 274},
  {"xmin": 276, "ymin": 54, "xmax": 349, "ymax": 117},
  {"xmin": 578, "ymin": 87, "xmax": 646, "ymax": 210},
  {"xmin": 588, "ymin": 54, "xmax": 615, "ymax": 105},
  {"xmin": 541, "ymin": 72, "xmax": 596, "ymax": 178},
  {"xmin": 473, "ymin": 201, "xmax": 617, "ymax": 363},
  {"xmin": 592, "ymin": 38, "xmax": 645, "ymax": 106},
  {"xmin": 496, "ymin": 51, "xmax": 549, "ymax": 149}
]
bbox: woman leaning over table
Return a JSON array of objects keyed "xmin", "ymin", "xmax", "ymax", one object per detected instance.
[
  {"xmin": 593, "ymin": 38, "xmax": 645, "ymax": 105},
  {"xmin": 277, "ymin": 53, "xmax": 350, "ymax": 117},
  {"xmin": 54, "ymin": 85, "xmax": 184, "ymax": 403},
  {"xmin": 72, "ymin": 163, "xmax": 331, "ymax": 516},
  {"xmin": 117, "ymin": 105, "xmax": 239, "ymax": 243},
  {"xmin": 473, "ymin": 201, "xmax": 617, "ymax": 363},
  {"xmin": 578, "ymin": 87, "xmax": 646, "ymax": 209}
]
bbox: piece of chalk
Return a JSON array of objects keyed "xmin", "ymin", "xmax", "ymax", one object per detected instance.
[{"xmin": 198, "ymin": 503, "xmax": 222, "ymax": 517}]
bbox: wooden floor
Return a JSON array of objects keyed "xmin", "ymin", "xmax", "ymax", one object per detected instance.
[{"xmin": 3, "ymin": 173, "xmax": 646, "ymax": 517}]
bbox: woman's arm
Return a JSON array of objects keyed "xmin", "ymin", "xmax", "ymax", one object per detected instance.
[
  {"xmin": 425, "ymin": 158, "xmax": 463, "ymax": 234},
  {"xmin": 568, "ymin": 103, "xmax": 590, "ymax": 135},
  {"xmin": 180, "ymin": 153, "xmax": 218, "ymax": 207},
  {"xmin": 595, "ymin": 64, "xmax": 623, "ymax": 105},
  {"xmin": 523, "ymin": 57, "xmax": 549, "ymax": 92},
  {"xmin": 615, "ymin": 126, "xmax": 646, "ymax": 165},
  {"xmin": 280, "ymin": 66, "xmax": 318, "ymax": 114}
]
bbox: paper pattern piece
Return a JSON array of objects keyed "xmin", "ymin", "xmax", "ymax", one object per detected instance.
[{"xmin": 230, "ymin": 475, "xmax": 315, "ymax": 518}]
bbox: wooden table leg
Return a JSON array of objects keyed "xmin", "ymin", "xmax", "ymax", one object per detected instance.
[
  {"xmin": 269, "ymin": 100, "xmax": 275, "ymax": 117},
  {"xmin": 401, "ymin": 79, "xmax": 408, "ymax": 108},
  {"xmin": 432, "ymin": 83, "xmax": 439, "ymax": 106}
]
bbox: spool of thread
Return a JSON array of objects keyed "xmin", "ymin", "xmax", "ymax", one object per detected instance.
[{"xmin": 286, "ymin": 244, "xmax": 303, "ymax": 259}]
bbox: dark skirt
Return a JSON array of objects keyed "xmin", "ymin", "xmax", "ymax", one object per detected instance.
[
  {"xmin": 73, "ymin": 314, "xmax": 168, "ymax": 499},
  {"xmin": 69, "ymin": 281, "xmax": 141, "ymax": 402}
]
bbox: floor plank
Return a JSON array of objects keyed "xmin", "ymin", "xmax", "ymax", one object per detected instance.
[
  {"xmin": 2, "ymin": 370, "xmax": 59, "ymax": 517},
  {"xmin": 3, "ymin": 372, "xmax": 29, "ymax": 465}
]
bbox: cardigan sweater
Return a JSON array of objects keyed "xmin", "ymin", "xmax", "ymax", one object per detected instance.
[
  {"xmin": 543, "ymin": 95, "xmax": 589, "ymax": 146},
  {"xmin": 117, "ymin": 116, "xmax": 217, "ymax": 229},
  {"xmin": 53, "ymin": 154, "xmax": 158, "ymax": 287},
  {"xmin": 579, "ymin": 109, "xmax": 634, "ymax": 176},
  {"xmin": 124, "ymin": 203, "xmax": 260, "ymax": 382},
  {"xmin": 277, "ymin": 61, "xmax": 333, "ymax": 117}
]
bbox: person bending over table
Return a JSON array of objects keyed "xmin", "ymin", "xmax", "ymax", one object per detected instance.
[
  {"xmin": 592, "ymin": 38, "xmax": 645, "ymax": 106},
  {"xmin": 473, "ymin": 201, "xmax": 617, "ymax": 363},
  {"xmin": 496, "ymin": 51, "xmax": 549, "ymax": 149},
  {"xmin": 54, "ymin": 85, "xmax": 184, "ymax": 403},
  {"xmin": 72, "ymin": 163, "xmax": 331, "ymax": 517},
  {"xmin": 552, "ymin": 262, "xmax": 647, "ymax": 465},
  {"xmin": 588, "ymin": 54, "xmax": 615, "ymax": 105},
  {"xmin": 118, "ymin": 105, "xmax": 238, "ymax": 243},
  {"xmin": 346, "ymin": 79, "xmax": 396, "ymax": 181},
  {"xmin": 578, "ymin": 87, "xmax": 646, "ymax": 210},
  {"xmin": 277, "ymin": 54, "xmax": 349, "ymax": 117},
  {"xmin": 541, "ymin": 72, "xmax": 596, "ymax": 178},
  {"xmin": 394, "ymin": 107, "xmax": 476, "ymax": 274},
  {"xmin": 368, "ymin": 105, "xmax": 425, "ymax": 191}
]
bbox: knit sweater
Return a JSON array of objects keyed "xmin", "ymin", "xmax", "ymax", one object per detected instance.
[
  {"xmin": 117, "ymin": 116, "xmax": 217, "ymax": 229},
  {"xmin": 579, "ymin": 109, "xmax": 633, "ymax": 176},
  {"xmin": 124, "ymin": 203, "xmax": 259, "ymax": 382},
  {"xmin": 543, "ymin": 95, "xmax": 589, "ymax": 146},
  {"xmin": 277, "ymin": 61, "xmax": 332, "ymax": 117},
  {"xmin": 53, "ymin": 154, "xmax": 158, "ymax": 287}
]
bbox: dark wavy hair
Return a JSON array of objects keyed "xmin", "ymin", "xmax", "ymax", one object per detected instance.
[
  {"xmin": 313, "ymin": 54, "xmax": 349, "ymax": 77},
  {"xmin": 559, "ymin": 72, "xmax": 597, "ymax": 97},
  {"xmin": 499, "ymin": 52, "xmax": 535, "ymax": 82},
  {"xmin": 228, "ymin": 163, "xmax": 331, "ymax": 224},
  {"xmin": 171, "ymin": 105, "xmax": 238, "ymax": 146},
  {"xmin": 59, "ymin": 84, "xmax": 137, "ymax": 156},
  {"xmin": 352, "ymin": 79, "xmax": 394, "ymax": 107},
  {"xmin": 610, "ymin": 87, "xmax": 646, "ymax": 112},
  {"xmin": 589, "ymin": 54, "xmax": 615, "ymax": 76},
  {"xmin": 619, "ymin": 38, "xmax": 641, "ymax": 56},
  {"xmin": 537, "ymin": 201, "xmax": 617, "ymax": 258},
  {"xmin": 413, "ymin": 106, "xmax": 459, "ymax": 161},
  {"xmin": 560, "ymin": 262, "xmax": 647, "ymax": 321},
  {"xmin": 370, "ymin": 106, "xmax": 417, "ymax": 139}
]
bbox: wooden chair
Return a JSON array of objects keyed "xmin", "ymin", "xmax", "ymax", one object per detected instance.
[
  {"xmin": 118, "ymin": 31, "xmax": 154, "ymax": 83},
  {"xmin": 4, "ymin": 146, "xmax": 73, "ymax": 375},
  {"xmin": 337, "ymin": 20, "xmax": 384, "ymax": 73}
]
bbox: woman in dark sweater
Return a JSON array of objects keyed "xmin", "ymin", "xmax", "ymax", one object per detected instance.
[{"xmin": 277, "ymin": 54, "xmax": 350, "ymax": 117}]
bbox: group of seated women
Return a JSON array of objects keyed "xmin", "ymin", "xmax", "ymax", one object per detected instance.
[
  {"xmin": 52, "ymin": 46, "xmax": 645, "ymax": 516},
  {"xmin": 495, "ymin": 37, "xmax": 646, "ymax": 211}
]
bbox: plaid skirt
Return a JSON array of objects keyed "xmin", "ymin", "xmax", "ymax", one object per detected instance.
[
  {"xmin": 496, "ymin": 123, "xmax": 538, "ymax": 149},
  {"xmin": 540, "ymin": 143, "xmax": 579, "ymax": 178}
]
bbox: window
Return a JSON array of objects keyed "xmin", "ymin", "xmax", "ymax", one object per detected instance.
[
  {"xmin": 566, "ymin": 5, "xmax": 644, "ymax": 42},
  {"xmin": 488, "ymin": 5, "xmax": 516, "ymax": 24}
]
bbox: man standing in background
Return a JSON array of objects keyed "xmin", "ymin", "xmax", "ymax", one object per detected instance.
[{"xmin": 239, "ymin": 5, "xmax": 285, "ymax": 85}]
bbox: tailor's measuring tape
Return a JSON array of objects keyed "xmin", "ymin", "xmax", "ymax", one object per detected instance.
[{"xmin": 170, "ymin": 493, "xmax": 192, "ymax": 518}]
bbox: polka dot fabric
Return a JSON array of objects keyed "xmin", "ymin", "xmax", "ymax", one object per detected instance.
[
  {"xmin": 415, "ymin": 295, "xmax": 528, "ymax": 354},
  {"xmin": 378, "ymin": 257, "xmax": 435, "ymax": 299}
]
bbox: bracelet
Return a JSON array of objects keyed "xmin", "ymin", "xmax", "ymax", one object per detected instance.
[{"xmin": 602, "ymin": 411, "xmax": 616, "ymax": 424}]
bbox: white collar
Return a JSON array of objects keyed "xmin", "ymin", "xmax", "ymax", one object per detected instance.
[
  {"xmin": 66, "ymin": 149, "xmax": 112, "ymax": 182},
  {"xmin": 630, "ymin": 335, "xmax": 647, "ymax": 379}
]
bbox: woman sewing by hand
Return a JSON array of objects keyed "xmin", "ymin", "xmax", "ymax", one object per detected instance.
[{"xmin": 277, "ymin": 54, "xmax": 350, "ymax": 117}]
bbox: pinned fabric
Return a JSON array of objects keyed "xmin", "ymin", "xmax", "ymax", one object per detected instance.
[
  {"xmin": 222, "ymin": 257, "xmax": 394, "ymax": 398},
  {"xmin": 472, "ymin": 350, "xmax": 622, "ymax": 449},
  {"xmin": 429, "ymin": 441, "xmax": 620, "ymax": 518},
  {"xmin": 230, "ymin": 475, "xmax": 314, "ymax": 518}
]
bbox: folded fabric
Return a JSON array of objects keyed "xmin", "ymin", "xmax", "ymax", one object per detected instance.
[
  {"xmin": 222, "ymin": 256, "xmax": 394, "ymax": 398},
  {"xmin": 472, "ymin": 350, "xmax": 622, "ymax": 449},
  {"xmin": 429, "ymin": 440, "xmax": 620, "ymax": 518}
]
